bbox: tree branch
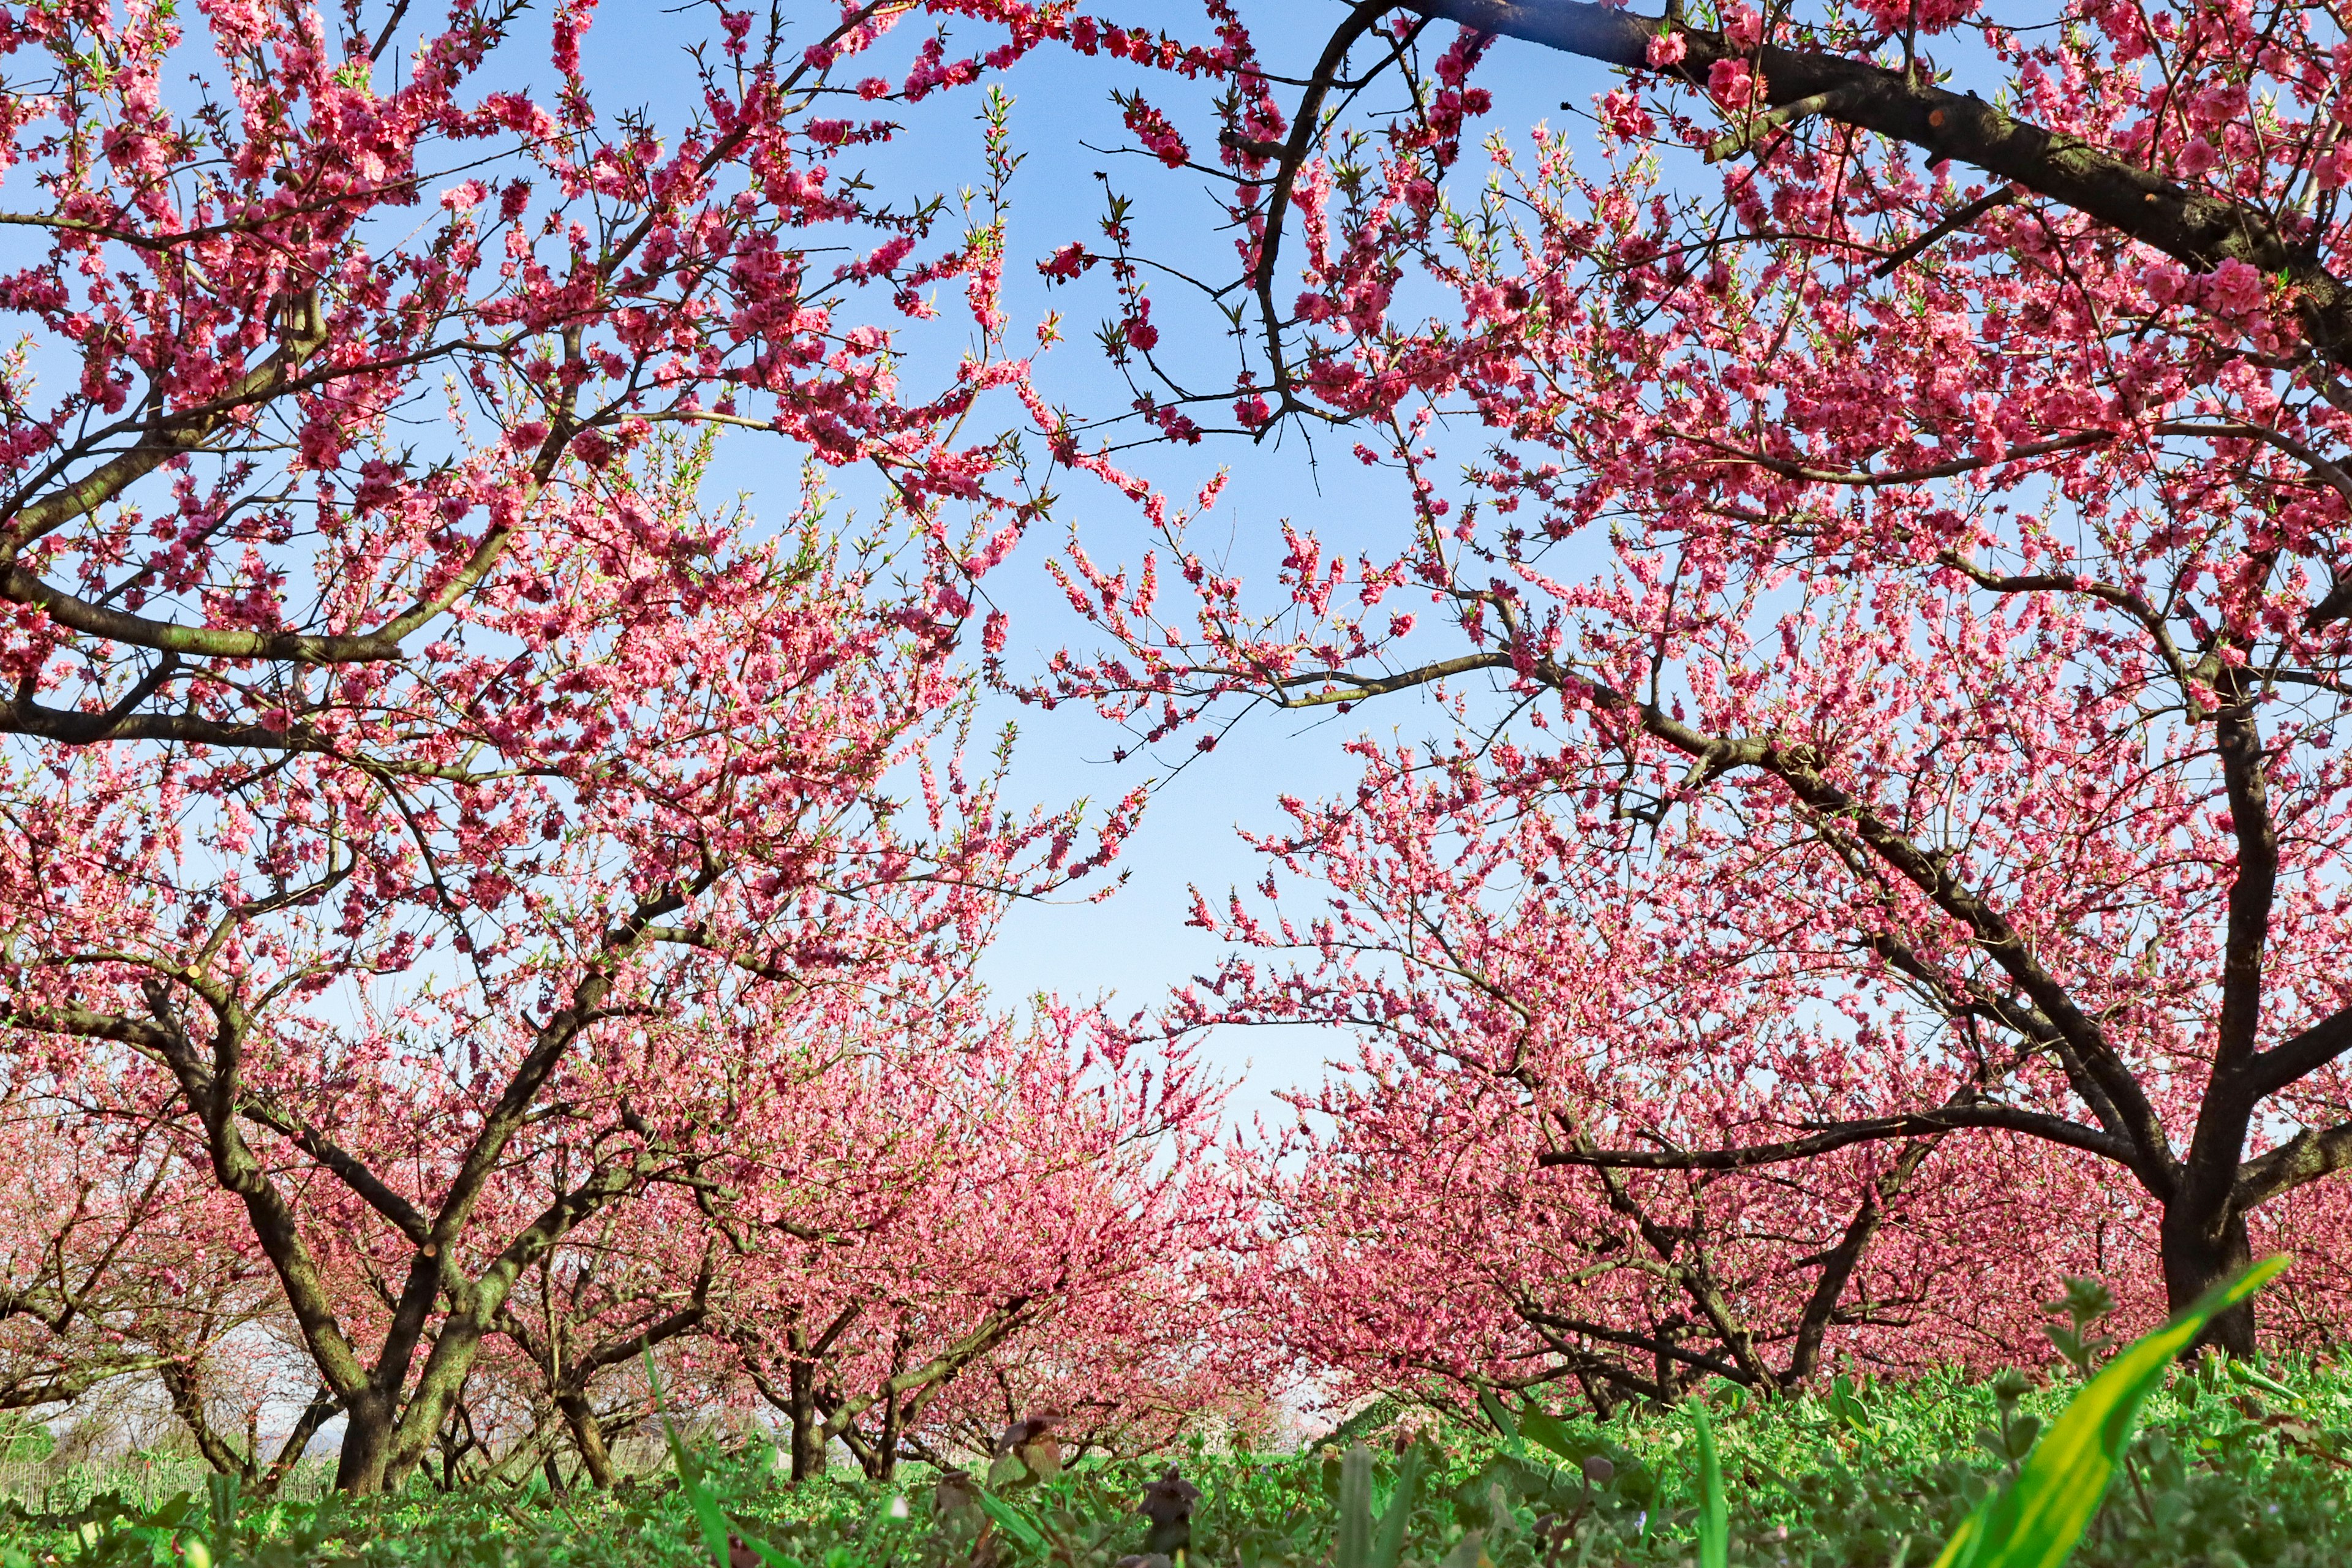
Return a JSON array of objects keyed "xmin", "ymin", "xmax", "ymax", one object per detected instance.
[
  {"xmin": 1408, "ymin": 1, "xmax": 2352, "ymax": 367},
  {"xmin": 1538, "ymin": 1103, "xmax": 2133, "ymax": 1170},
  {"xmin": 2248, "ymin": 999, "xmax": 2352, "ymax": 1098},
  {"xmin": 2234, "ymin": 1121, "xmax": 2352, "ymax": 1212}
]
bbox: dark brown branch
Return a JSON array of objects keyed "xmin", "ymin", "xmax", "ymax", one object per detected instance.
[
  {"xmin": 1410, "ymin": 1, "xmax": 2352, "ymax": 366},
  {"xmin": 2248, "ymin": 1000, "xmax": 2352, "ymax": 1098},
  {"xmin": 1589, "ymin": 695, "xmax": 2182, "ymax": 1191},
  {"xmin": 255, "ymin": 1389, "xmax": 342, "ymax": 1494},
  {"xmin": 1539, "ymin": 1103, "xmax": 2132, "ymax": 1170},
  {"xmin": 1871, "ymin": 187, "xmax": 2019, "ymax": 278},
  {"xmin": 237, "ymin": 1101, "xmax": 431, "ymax": 1245},
  {"xmin": 2234, "ymin": 1120, "xmax": 2352, "ymax": 1211},
  {"xmin": 1514, "ymin": 1306, "xmax": 1756, "ymax": 1385},
  {"xmin": 1784, "ymin": 1137, "xmax": 1937, "ymax": 1385}
]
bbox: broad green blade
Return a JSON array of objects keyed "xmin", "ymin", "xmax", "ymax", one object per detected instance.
[
  {"xmin": 1929, "ymin": 1255, "xmax": 2287, "ymax": 1568},
  {"xmin": 1335, "ymin": 1444, "xmax": 1373, "ymax": 1568},
  {"xmin": 2222, "ymin": 1359, "xmax": 2301, "ymax": 1404},
  {"xmin": 978, "ymin": 1493, "xmax": 1050, "ymax": 1557},
  {"xmin": 1691, "ymin": 1403, "xmax": 1728, "ymax": 1568},
  {"xmin": 1368, "ymin": 1446, "xmax": 1426, "ymax": 1568},
  {"xmin": 737, "ymin": 1530, "xmax": 802, "ymax": 1568},
  {"xmin": 1513, "ymin": 1399, "xmax": 1583, "ymax": 1466},
  {"xmin": 1929, "ymin": 1507, "xmax": 1989, "ymax": 1568},
  {"xmin": 1477, "ymin": 1388, "xmax": 1523, "ymax": 1449}
]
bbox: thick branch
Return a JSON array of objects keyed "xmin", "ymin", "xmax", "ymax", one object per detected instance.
[
  {"xmin": 1608, "ymin": 706, "xmax": 2179, "ymax": 1192},
  {"xmin": 1411, "ymin": 1, "xmax": 2352, "ymax": 366},
  {"xmin": 255, "ymin": 1389, "xmax": 342, "ymax": 1495},
  {"xmin": 2234, "ymin": 1121, "xmax": 2352, "ymax": 1211},
  {"xmin": 818, "ymin": 1298, "xmax": 1036, "ymax": 1443},
  {"xmin": 1784, "ymin": 1137, "xmax": 1937, "ymax": 1385},
  {"xmin": 0, "ymin": 1358, "xmax": 167, "ymax": 1410},
  {"xmin": 1539, "ymin": 1104, "xmax": 2133, "ymax": 1170},
  {"xmin": 2248, "ymin": 999, "xmax": 2352, "ymax": 1097},
  {"xmin": 236, "ymin": 1101, "xmax": 431, "ymax": 1246},
  {"xmin": 160, "ymin": 1359, "xmax": 257, "ymax": 1477},
  {"xmin": 2209, "ymin": 684, "xmax": 2280, "ymax": 1073}
]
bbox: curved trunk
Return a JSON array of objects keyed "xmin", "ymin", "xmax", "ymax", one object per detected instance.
[{"xmin": 557, "ymin": 1392, "xmax": 619, "ymax": 1489}]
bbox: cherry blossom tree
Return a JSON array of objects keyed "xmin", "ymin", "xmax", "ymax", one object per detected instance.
[
  {"xmin": 1028, "ymin": 0, "xmax": 2352, "ymax": 1358},
  {"xmin": 484, "ymin": 1188, "xmax": 717, "ymax": 1489},
  {"xmin": 0, "ymin": 0, "xmax": 1087, "ymax": 758},
  {"xmin": 0, "ymin": 0, "xmax": 1190, "ymax": 1494},
  {"xmin": 1188, "ymin": 747, "xmax": 2180, "ymax": 1407},
  {"xmin": 701, "ymin": 989, "xmax": 1232, "ymax": 1482},
  {"xmin": 0, "ymin": 431, "xmax": 1132, "ymax": 1490},
  {"xmin": 0, "ymin": 1088, "xmax": 333, "ymax": 1483},
  {"xmin": 0, "ymin": 1095, "xmax": 208, "ymax": 1414}
]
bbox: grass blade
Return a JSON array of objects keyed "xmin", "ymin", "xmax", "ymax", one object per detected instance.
[
  {"xmin": 1929, "ymin": 1255, "xmax": 2288, "ymax": 1568},
  {"xmin": 1368, "ymin": 1445, "xmax": 1425, "ymax": 1568},
  {"xmin": 1335, "ymin": 1444, "xmax": 1373, "ymax": 1568},
  {"xmin": 977, "ymin": 1493, "xmax": 1050, "ymax": 1558},
  {"xmin": 1477, "ymin": 1389, "xmax": 1523, "ymax": 1450},
  {"xmin": 1691, "ymin": 1402, "xmax": 1728, "ymax": 1568},
  {"xmin": 646, "ymin": 1350, "xmax": 801, "ymax": 1568}
]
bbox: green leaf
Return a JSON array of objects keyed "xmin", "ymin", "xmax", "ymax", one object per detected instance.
[
  {"xmin": 1335, "ymin": 1445, "xmax": 1373, "ymax": 1568},
  {"xmin": 1929, "ymin": 1254, "xmax": 2288, "ymax": 1568},
  {"xmin": 2222, "ymin": 1359, "xmax": 2302, "ymax": 1404},
  {"xmin": 977, "ymin": 1493, "xmax": 1050, "ymax": 1558},
  {"xmin": 204, "ymin": 1471, "xmax": 239, "ymax": 1553},
  {"xmin": 646, "ymin": 1356, "xmax": 731, "ymax": 1568},
  {"xmin": 679, "ymin": 1464, "xmax": 738, "ymax": 1568},
  {"xmin": 1512, "ymin": 1400, "xmax": 1582, "ymax": 1466},
  {"xmin": 1439, "ymin": 1531, "xmax": 1488, "ymax": 1568},
  {"xmin": 1369, "ymin": 1446, "xmax": 1426, "ymax": 1568},
  {"xmin": 1691, "ymin": 1403, "xmax": 1728, "ymax": 1568},
  {"xmin": 738, "ymin": 1531, "xmax": 802, "ymax": 1568},
  {"xmin": 1477, "ymin": 1388, "xmax": 1522, "ymax": 1450}
]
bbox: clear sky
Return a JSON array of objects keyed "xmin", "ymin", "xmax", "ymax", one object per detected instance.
[{"xmin": 579, "ymin": 2, "xmax": 1634, "ymax": 1125}]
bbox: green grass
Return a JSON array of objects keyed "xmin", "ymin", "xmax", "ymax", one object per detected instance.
[{"xmin": 4, "ymin": 1353, "xmax": 2348, "ymax": 1568}]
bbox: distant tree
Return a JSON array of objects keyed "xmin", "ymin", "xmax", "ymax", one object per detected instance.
[{"xmin": 703, "ymin": 990, "xmax": 1230, "ymax": 1483}]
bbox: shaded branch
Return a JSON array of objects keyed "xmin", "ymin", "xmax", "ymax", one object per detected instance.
[
  {"xmin": 2235, "ymin": 1121, "xmax": 2352, "ymax": 1211},
  {"xmin": 1408, "ymin": 1, "xmax": 2352, "ymax": 366},
  {"xmin": 1539, "ymin": 1103, "xmax": 2133, "ymax": 1170}
]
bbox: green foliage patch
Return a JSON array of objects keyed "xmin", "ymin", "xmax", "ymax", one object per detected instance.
[{"xmin": 2, "ymin": 1355, "xmax": 2346, "ymax": 1568}]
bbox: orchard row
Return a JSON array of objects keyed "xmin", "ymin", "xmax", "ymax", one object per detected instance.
[{"xmin": 4, "ymin": 0, "xmax": 2351, "ymax": 1496}]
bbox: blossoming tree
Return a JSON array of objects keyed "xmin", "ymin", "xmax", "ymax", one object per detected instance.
[
  {"xmin": 1034, "ymin": 0, "xmax": 2352, "ymax": 1359},
  {"xmin": 704, "ymin": 990, "xmax": 1232, "ymax": 1482},
  {"xmin": 0, "ymin": 0, "xmax": 1164, "ymax": 1491}
]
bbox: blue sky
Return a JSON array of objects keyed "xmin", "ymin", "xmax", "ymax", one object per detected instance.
[{"xmin": 572, "ymin": 2, "xmax": 1634, "ymax": 1123}]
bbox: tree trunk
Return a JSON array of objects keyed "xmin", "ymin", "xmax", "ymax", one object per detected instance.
[
  {"xmin": 787, "ymin": 1355, "xmax": 826, "ymax": 1481},
  {"xmin": 875, "ymin": 1387, "xmax": 902, "ymax": 1483},
  {"xmin": 2159, "ymin": 1204, "xmax": 2256, "ymax": 1355},
  {"xmin": 557, "ymin": 1392, "xmax": 618, "ymax": 1488},
  {"xmin": 333, "ymin": 1392, "xmax": 398, "ymax": 1495},
  {"xmin": 158, "ymin": 1359, "xmax": 255, "ymax": 1480}
]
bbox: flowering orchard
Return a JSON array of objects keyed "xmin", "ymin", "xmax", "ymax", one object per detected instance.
[
  {"xmin": 0, "ymin": 0, "xmax": 1229, "ymax": 1495},
  {"xmin": 1025, "ymin": 0, "xmax": 2352, "ymax": 1400},
  {"xmin": 7, "ymin": 0, "xmax": 2352, "ymax": 1496}
]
